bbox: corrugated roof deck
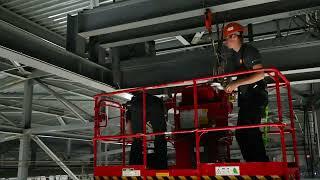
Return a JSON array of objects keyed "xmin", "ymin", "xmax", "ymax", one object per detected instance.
[{"xmin": 0, "ymin": 0, "xmax": 116, "ymax": 36}]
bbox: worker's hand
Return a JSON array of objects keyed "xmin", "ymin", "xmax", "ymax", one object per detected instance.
[{"xmin": 225, "ymin": 81, "xmax": 239, "ymax": 93}]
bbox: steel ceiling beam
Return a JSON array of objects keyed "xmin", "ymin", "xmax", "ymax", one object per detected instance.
[
  {"xmin": 0, "ymin": 45, "xmax": 131, "ymax": 100},
  {"xmin": 35, "ymin": 80, "xmax": 91, "ymax": 123},
  {"xmin": 0, "ymin": 5, "xmax": 65, "ymax": 47},
  {"xmin": 0, "ymin": 125, "xmax": 92, "ymax": 141},
  {"xmin": 0, "ymin": 19, "xmax": 115, "ymax": 91},
  {"xmin": 40, "ymin": 132, "xmax": 91, "ymax": 141},
  {"xmin": 0, "ymin": 112, "xmax": 16, "ymax": 127},
  {"xmin": 78, "ymin": 0, "xmax": 279, "ymax": 37},
  {"xmin": 291, "ymin": 79, "xmax": 320, "ymax": 86},
  {"xmin": 0, "ymin": 100, "xmax": 82, "ymax": 122},
  {"xmin": 89, "ymin": 0, "xmax": 100, "ymax": 9},
  {"xmin": 57, "ymin": 116, "xmax": 67, "ymax": 126},
  {"xmin": 119, "ymin": 33, "xmax": 320, "ymax": 87},
  {"xmin": 100, "ymin": 6, "xmax": 319, "ymax": 48},
  {"xmin": 175, "ymin": 36, "xmax": 190, "ymax": 46},
  {"xmin": 32, "ymin": 136, "xmax": 80, "ymax": 180},
  {"xmin": 42, "ymin": 80, "xmax": 95, "ymax": 100},
  {"xmin": 0, "ymin": 79, "xmax": 25, "ymax": 92},
  {"xmin": 0, "ymin": 61, "xmax": 95, "ymax": 100},
  {"xmin": 30, "ymin": 2, "xmax": 90, "ymax": 20},
  {"xmin": 282, "ymin": 67, "xmax": 320, "ymax": 76},
  {"xmin": 27, "ymin": 122, "xmax": 94, "ymax": 134},
  {"xmin": 77, "ymin": 147, "xmax": 131, "ymax": 160},
  {"xmin": 0, "ymin": 134, "xmax": 22, "ymax": 143}
]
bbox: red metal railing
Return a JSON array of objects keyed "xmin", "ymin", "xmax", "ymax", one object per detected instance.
[{"xmin": 93, "ymin": 68, "xmax": 300, "ymax": 179}]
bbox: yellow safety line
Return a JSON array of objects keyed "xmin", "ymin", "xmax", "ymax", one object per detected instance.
[
  {"xmin": 190, "ymin": 176, "xmax": 198, "ymax": 180},
  {"xmin": 96, "ymin": 175, "xmax": 288, "ymax": 180},
  {"xmin": 256, "ymin": 176, "xmax": 267, "ymax": 180},
  {"xmin": 121, "ymin": 177, "xmax": 128, "ymax": 180},
  {"xmin": 156, "ymin": 173, "xmax": 170, "ymax": 177},
  {"xmin": 215, "ymin": 176, "xmax": 224, "ymax": 180},
  {"xmin": 202, "ymin": 176, "xmax": 211, "ymax": 180},
  {"xmin": 228, "ymin": 176, "xmax": 237, "ymax": 180},
  {"xmin": 242, "ymin": 175, "xmax": 252, "ymax": 180},
  {"xmin": 271, "ymin": 176, "xmax": 281, "ymax": 180}
]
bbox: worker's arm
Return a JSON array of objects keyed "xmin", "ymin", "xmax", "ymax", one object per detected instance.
[{"xmin": 225, "ymin": 64, "xmax": 264, "ymax": 93}]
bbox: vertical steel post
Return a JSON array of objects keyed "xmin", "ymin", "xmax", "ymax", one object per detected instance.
[
  {"xmin": 17, "ymin": 135, "xmax": 31, "ymax": 179},
  {"xmin": 17, "ymin": 79, "xmax": 33, "ymax": 180}
]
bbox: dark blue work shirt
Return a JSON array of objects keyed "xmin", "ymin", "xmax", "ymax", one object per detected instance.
[{"xmin": 232, "ymin": 44, "xmax": 268, "ymax": 107}]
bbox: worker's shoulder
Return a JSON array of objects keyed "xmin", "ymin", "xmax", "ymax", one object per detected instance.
[
  {"xmin": 243, "ymin": 43, "xmax": 260, "ymax": 53},
  {"xmin": 242, "ymin": 43, "xmax": 261, "ymax": 58}
]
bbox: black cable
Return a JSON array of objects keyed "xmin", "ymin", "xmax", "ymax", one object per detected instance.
[
  {"xmin": 285, "ymin": 17, "xmax": 293, "ymax": 38},
  {"xmin": 304, "ymin": 107, "xmax": 311, "ymax": 176},
  {"xmin": 309, "ymin": 108, "xmax": 315, "ymax": 177},
  {"xmin": 307, "ymin": 111, "xmax": 312, "ymax": 176},
  {"xmin": 297, "ymin": 15, "xmax": 320, "ymax": 32},
  {"xmin": 202, "ymin": 0, "xmax": 206, "ymax": 9},
  {"xmin": 307, "ymin": 14, "xmax": 320, "ymax": 29},
  {"xmin": 303, "ymin": 108, "xmax": 308, "ymax": 175},
  {"xmin": 303, "ymin": 106, "xmax": 316, "ymax": 177},
  {"xmin": 292, "ymin": 17, "xmax": 308, "ymax": 33}
]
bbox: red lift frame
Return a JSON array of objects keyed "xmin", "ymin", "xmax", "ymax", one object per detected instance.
[{"xmin": 93, "ymin": 68, "xmax": 300, "ymax": 179}]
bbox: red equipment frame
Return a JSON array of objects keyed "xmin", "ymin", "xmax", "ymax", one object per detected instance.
[{"xmin": 93, "ymin": 68, "xmax": 300, "ymax": 180}]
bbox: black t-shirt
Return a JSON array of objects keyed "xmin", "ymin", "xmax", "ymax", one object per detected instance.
[
  {"xmin": 232, "ymin": 44, "xmax": 268, "ymax": 107},
  {"xmin": 234, "ymin": 44, "xmax": 262, "ymax": 70}
]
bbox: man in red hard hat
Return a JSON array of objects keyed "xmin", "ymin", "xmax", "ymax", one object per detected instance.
[{"xmin": 223, "ymin": 22, "xmax": 269, "ymax": 162}]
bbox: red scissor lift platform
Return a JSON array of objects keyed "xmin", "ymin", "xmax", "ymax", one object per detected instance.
[{"xmin": 93, "ymin": 69, "xmax": 300, "ymax": 180}]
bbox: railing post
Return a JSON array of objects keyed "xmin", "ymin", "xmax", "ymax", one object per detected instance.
[
  {"xmin": 275, "ymin": 73, "xmax": 283, "ymax": 123},
  {"xmin": 173, "ymin": 93, "xmax": 180, "ymax": 130},
  {"xmin": 142, "ymin": 90, "xmax": 147, "ymax": 173},
  {"xmin": 93, "ymin": 96, "xmax": 99, "ymax": 168},
  {"xmin": 193, "ymin": 80, "xmax": 201, "ymax": 176},
  {"xmin": 120, "ymin": 108, "xmax": 126, "ymax": 165},
  {"xmin": 287, "ymin": 83, "xmax": 300, "ymax": 168},
  {"xmin": 275, "ymin": 72, "xmax": 288, "ymax": 164}
]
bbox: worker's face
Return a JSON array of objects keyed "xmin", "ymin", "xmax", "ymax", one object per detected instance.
[{"xmin": 224, "ymin": 34, "xmax": 241, "ymax": 50}]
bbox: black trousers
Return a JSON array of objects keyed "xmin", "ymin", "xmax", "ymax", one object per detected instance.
[
  {"xmin": 236, "ymin": 85, "xmax": 269, "ymax": 162},
  {"xmin": 235, "ymin": 104, "xmax": 269, "ymax": 162},
  {"xmin": 128, "ymin": 95, "xmax": 168, "ymax": 169}
]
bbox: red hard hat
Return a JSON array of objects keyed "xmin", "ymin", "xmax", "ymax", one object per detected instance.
[{"xmin": 223, "ymin": 22, "xmax": 245, "ymax": 38}]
